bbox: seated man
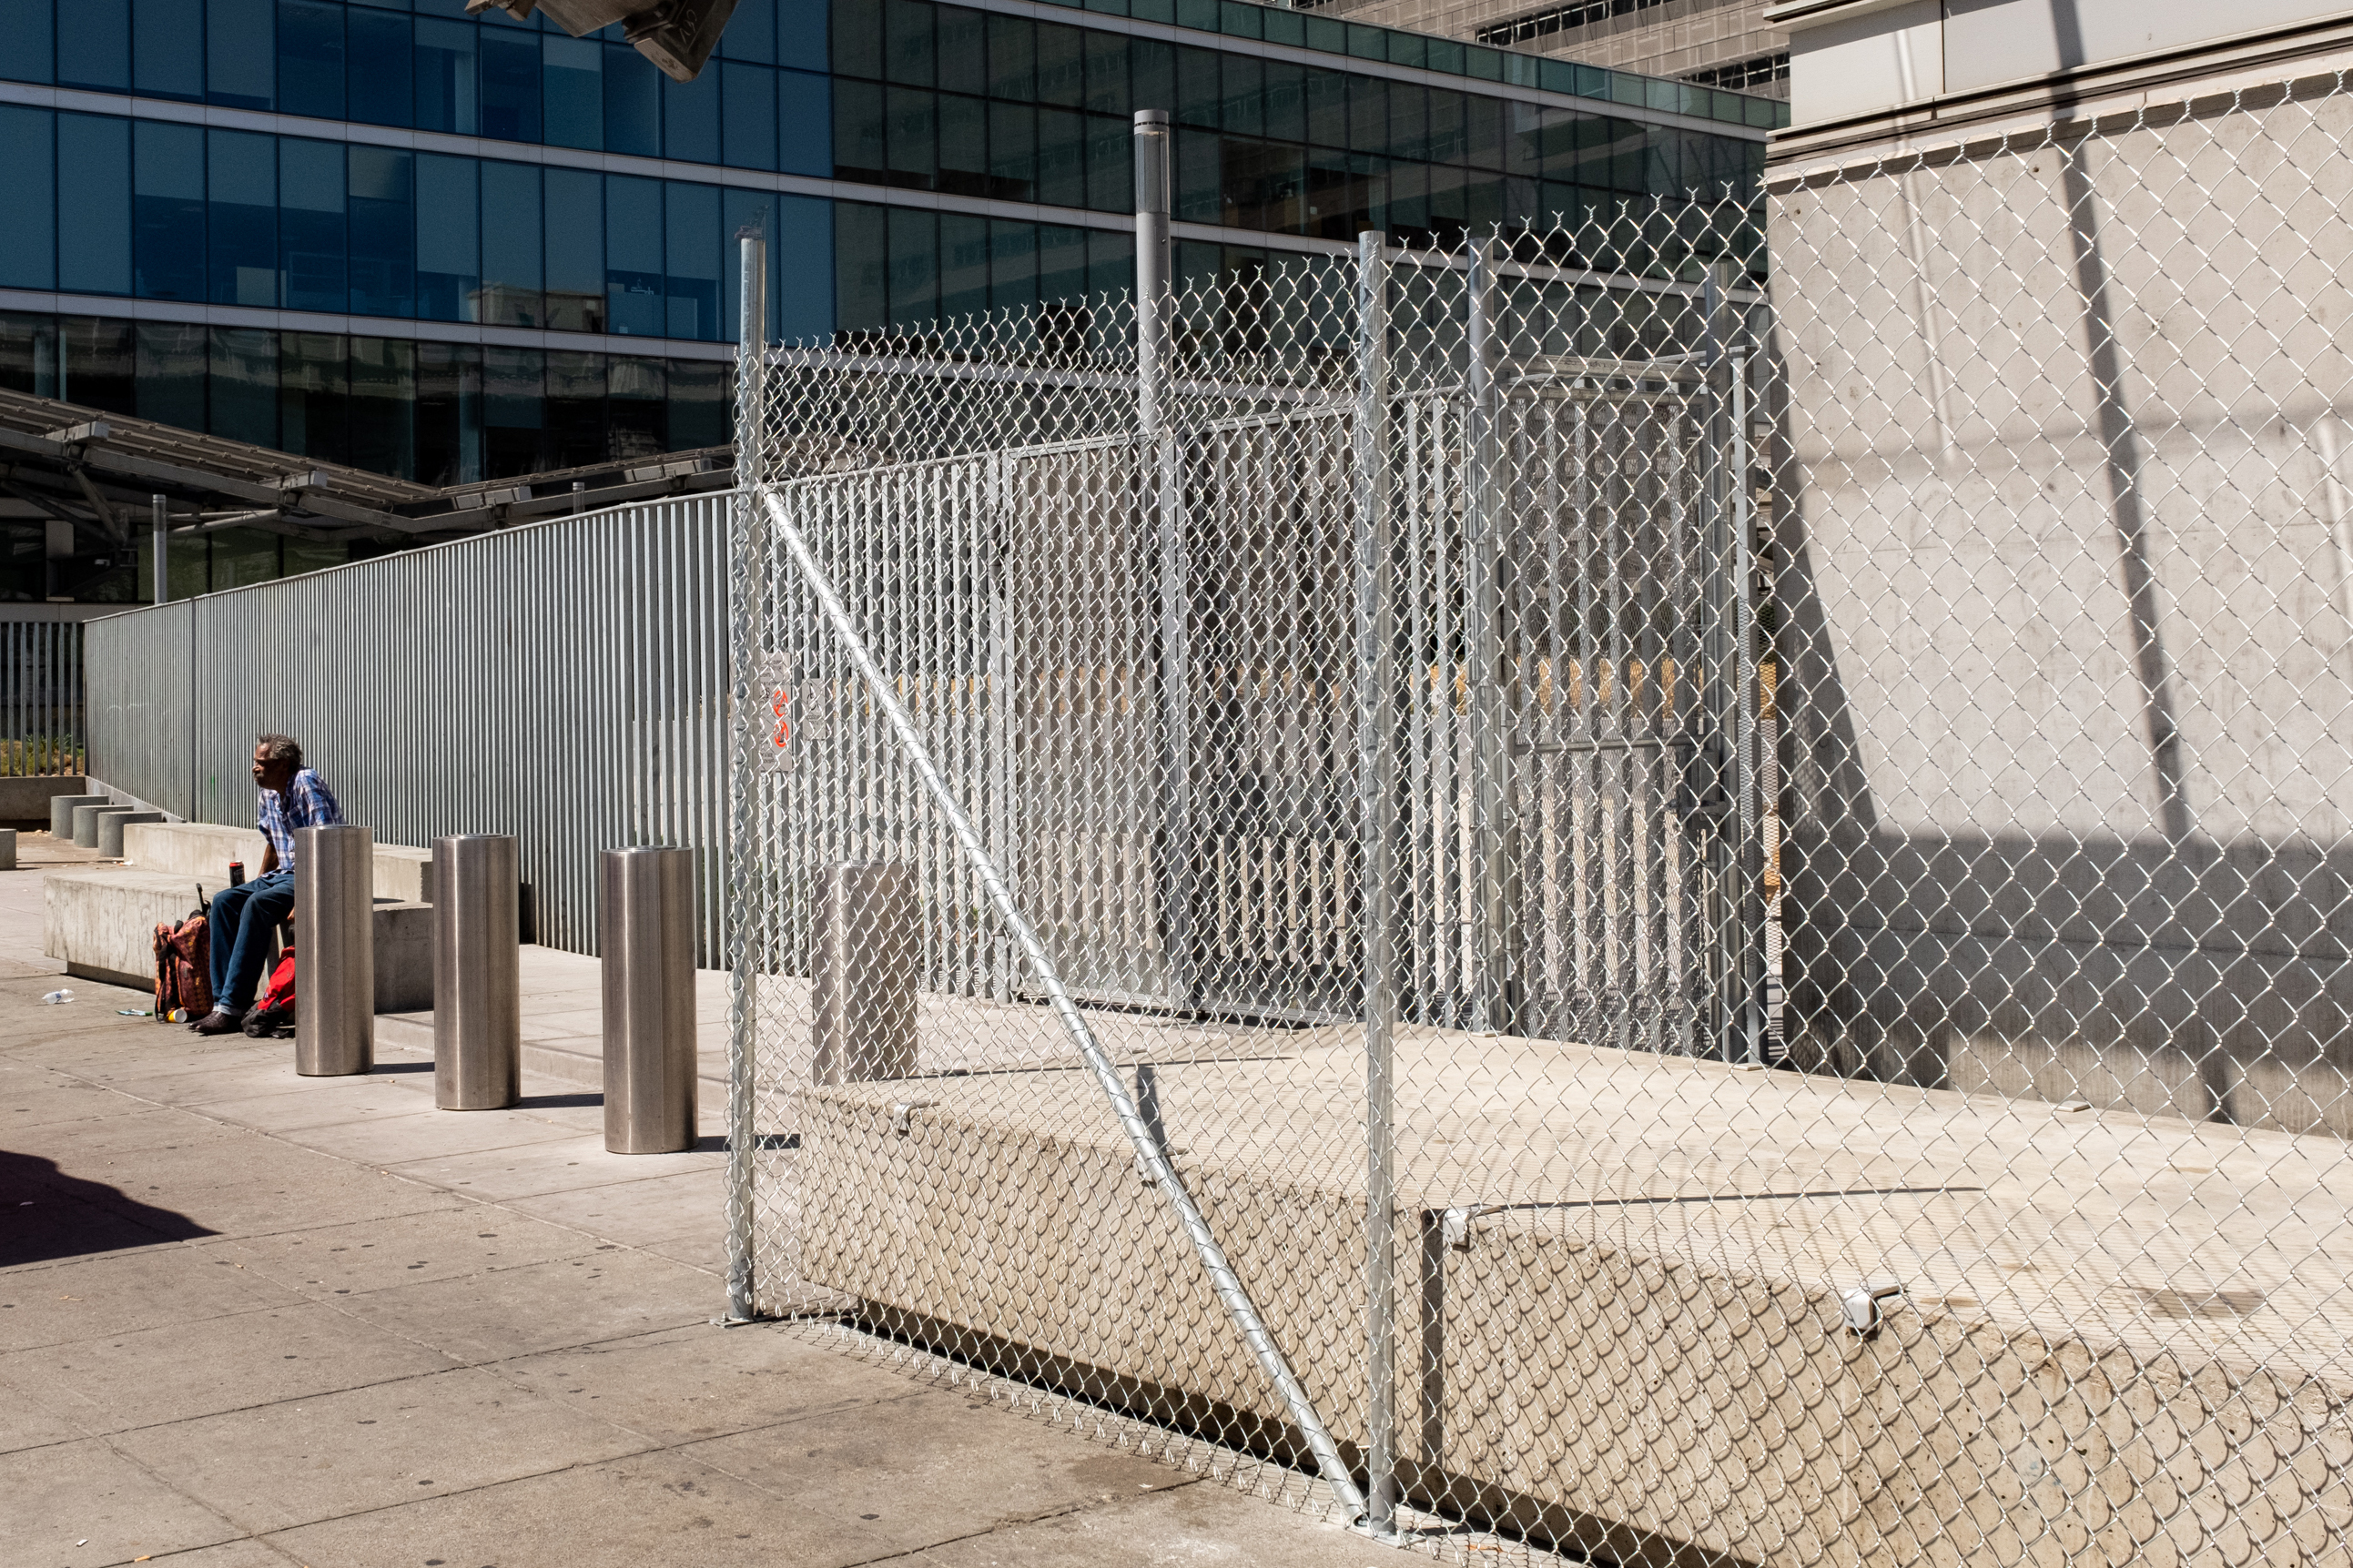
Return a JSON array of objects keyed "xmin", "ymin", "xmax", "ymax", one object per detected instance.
[{"xmin": 191, "ymin": 733, "xmax": 344, "ymax": 1036}]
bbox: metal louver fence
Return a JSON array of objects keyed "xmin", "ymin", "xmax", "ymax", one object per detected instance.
[
  {"xmin": 726, "ymin": 74, "xmax": 2353, "ymax": 1568},
  {"xmin": 0, "ymin": 618, "xmax": 85, "ymax": 776}
]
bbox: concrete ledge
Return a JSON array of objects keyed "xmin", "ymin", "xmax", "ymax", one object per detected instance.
[
  {"xmin": 119, "ymin": 820, "xmax": 434, "ymax": 903},
  {"xmin": 787, "ymin": 1028, "xmax": 2353, "ymax": 1568},
  {"xmin": 46, "ymin": 867, "xmax": 434, "ymax": 1011},
  {"xmin": 0, "ymin": 775, "xmax": 86, "ymax": 828}
]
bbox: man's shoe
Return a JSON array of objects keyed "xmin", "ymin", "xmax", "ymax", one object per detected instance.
[{"xmin": 192, "ymin": 1009, "xmax": 244, "ymax": 1036}]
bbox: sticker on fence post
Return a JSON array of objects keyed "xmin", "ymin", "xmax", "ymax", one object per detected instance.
[{"xmin": 753, "ymin": 656, "xmax": 796, "ymax": 774}]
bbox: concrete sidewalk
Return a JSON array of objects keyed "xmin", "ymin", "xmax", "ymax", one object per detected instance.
[{"xmin": 0, "ymin": 837, "xmax": 1386, "ymax": 1568}]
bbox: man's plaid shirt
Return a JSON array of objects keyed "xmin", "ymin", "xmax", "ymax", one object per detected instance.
[{"xmin": 259, "ymin": 769, "xmax": 344, "ymax": 872}]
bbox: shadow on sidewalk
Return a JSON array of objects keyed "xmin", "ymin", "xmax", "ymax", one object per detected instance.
[{"xmin": 0, "ymin": 1149, "xmax": 218, "ymax": 1267}]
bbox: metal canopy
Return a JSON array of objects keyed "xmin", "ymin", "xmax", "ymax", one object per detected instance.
[{"xmin": 0, "ymin": 389, "xmax": 735, "ymax": 556}]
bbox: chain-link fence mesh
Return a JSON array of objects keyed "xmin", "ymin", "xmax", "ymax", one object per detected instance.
[{"xmin": 727, "ymin": 71, "xmax": 2353, "ymax": 1568}]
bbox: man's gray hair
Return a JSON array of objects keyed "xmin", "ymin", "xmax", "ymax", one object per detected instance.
[{"xmin": 256, "ymin": 733, "xmax": 303, "ymax": 768}]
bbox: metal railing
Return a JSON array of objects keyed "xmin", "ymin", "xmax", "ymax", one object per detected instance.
[{"xmin": 84, "ymin": 496, "xmax": 729, "ymax": 960}]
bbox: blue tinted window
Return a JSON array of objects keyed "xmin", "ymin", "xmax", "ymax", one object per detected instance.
[
  {"xmin": 209, "ymin": 327, "xmax": 277, "ymax": 448},
  {"xmin": 483, "ymin": 346, "xmax": 540, "ymax": 476},
  {"xmin": 664, "ymin": 357, "xmax": 727, "ymax": 449},
  {"xmin": 1084, "ymin": 111, "xmax": 1129, "ymax": 211},
  {"xmin": 137, "ymin": 321, "xmax": 206, "ymax": 434},
  {"xmin": 59, "ymin": 0, "xmax": 130, "ymax": 90},
  {"xmin": 940, "ymin": 211, "xmax": 986, "ymax": 322},
  {"xmin": 987, "ymin": 220, "xmax": 1030, "ymax": 314},
  {"xmin": 543, "ymin": 35, "xmax": 601, "ymax": 149},
  {"xmin": 937, "ymin": 5, "xmax": 982, "ymax": 96},
  {"xmin": 665, "ymin": 65, "xmax": 721, "ymax": 163},
  {"xmin": 415, "ymin": 154, "xmax": 478, "ymax": 320},
  {"xmin": 723, "ymin": 62, "xmax": 776, "ymax": 170},
  {"xmin": 832, "ymin": 0, "xmax": 879, "ymax": 78},
  {"xmin": 1037, "ymin": 221, "xmax": 1084, "ymax": 307},
  {"xmin": 884, "ymin": 0, "xmax": 931, "ymax": 86},
  {"xmin": 1088, "ymin": 228, "xmax": 1131, "ymax": 298},
  {"xmin": 886, "ymin": 86, "xmax": 933, "ymax": 187},
  {"xmin": 414, "ymin": 18, "xmax": 477, "ymax": 134},
  {"xmin": 0, "ymin": 106, "xmax": 54, "ymax": 288},
  {"xmin": 543, "ymin": 348, "xmax": 602, "ymax": 468},
  {"xmin": 778, "ymin": 68, "xmax": 829, "ymax": 176},
  {"xmin": 349, "ymin": 146, "xmax": 414, "ymax": 317},
  {"xmin": 988, "ymin": 101, "xmax": 1033, "ymax": 200},
  {"xmin": 664, "ymin": 179, "xmax": 720, "ymax": 339},
  {"xmin": 279, "ymin": 1, "xmax": 346, "ymax": 120},
  {"xmin": 280, "ymin": 330, "xmax": 348, "ymax": 466},
  {"xmin": 481, "ymin": 162, "xmax": 542, "ymax": 326},
  {"xmin": 885, "ymin": 205, "xmax": 934, "ymax": 328},
  {"xmin": 1036, "ymin": 107, "xmax": 1083, "ymax": 208},
  {"xmin": 58, "ymin": 115, "xmax": 132, "ymax": 296},
  {"xmin": 603, "ymin": 43, "xmax": 660, "ymax": 157},
  {"xmin": 605, "ymin": 175, "xmax": 663, "ymax": 337},
  {"xmin": 347, "ymin": 9, "xmax": 414, "ymax": 126},
  {"xmin": 543, "ymin": 166, "xmax": 603, "ymax": 331},
  {"xmin": 937, "ymin": 93, "xmax": 984, "ymax": 196},
  {"xmin": 832, "ymin": 78, "xmax": 883, "ymax": 181},
  {"xmin": 279, "ymin": 137, "xmax": 346, "ymax": 312},
  {"xmin": 481, "ymin": 30, "xmax": 540, "ymax": 141},
  {"xmin": 775, "ymin": 194, "xmax": 831, "ymax": 342},
  {"xmin": 0, "ymin": 0, "xmax": 55, "ymax": 86},
  {"xmin": 607, "ymin": 352, "xmax": 664, "ymax": 457},
  {"xmin": 208, "ymin": 0, "xmax": 274, "ymax": 108},
  {"xmin": 834, "ymin": 201, "xmax": 885, "ymax": 332},
  {"xmin": 724, "ymin": 0, "xmax": 775, "ymax": 63},
  {"xmin": 777, "ymin": 0, "xmax": 827, "ymax": 70},
  {"xmin": 208, "ymin": 130, "xmax": 278, "ymax": 307},
  {"xmin": 134, "ymin": 0, "xmax": 204, "ymax": 101},
  {"xmin": 350, "ymin": 337, "xmax": 417, "ymax": 480}
]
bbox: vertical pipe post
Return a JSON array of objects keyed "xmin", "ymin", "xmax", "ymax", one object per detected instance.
[
  {"xmin": 725, "ymin": 227, "xmax": 769, "ymax": 1321},
  {"xmin": 296, "ymin": 824, "xmax": 376, "ymax": 1077},
  {"xmin": 1135, "ymin": 109, "xmax": 1193, "ymax": 1010},
  {"xmin": 151, "ymin": 494, "xmax": 167, "ymax": 605},
  {"xmin": 433, "ymin": 834, "xmax": 522, "ymax": 1109},
  {"xmin": 1464, "ymin": 238, "xmax": 1515, "ymax": 1032},
  {"xmin": 1730, "ymin": 347, "xmax": 1762, "ymax": 1066},
  {"xmin": 1354, "ymin": 230, "xmax": 1403, "ymax": 1537},
  {"xmin": 1699, "ymin": 260, "xmax": 1739, "ymax": 1060}
]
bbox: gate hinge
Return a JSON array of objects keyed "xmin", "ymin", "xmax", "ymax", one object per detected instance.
[{"xmin": 889, "ymin": 1100, "xmax": 936, "ymax": 1135}]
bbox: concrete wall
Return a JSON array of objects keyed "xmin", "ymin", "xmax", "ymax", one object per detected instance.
[
  {"xmin": 1776, "ymin": 0, "xmax": 2353, "ymax": 127},
  {"xmin": 118, "ymin": 820, "xmax": 433, "ymax": 905},
  {"xmin": 1764, "ymin": 80, "xmax": 2353, "ymax": 1128},
  {"xmin": 0, "ymin": 774, "xmax": 87, "ymax": 825}
]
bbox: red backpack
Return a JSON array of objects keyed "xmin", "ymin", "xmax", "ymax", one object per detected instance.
[
  {"xmin": 152, "ymin": 903, "xmax": 213, "ymax": 1022},
  {"xmin": 242, "ymin": 945, "xmax": 297, "ymax": 1037}
]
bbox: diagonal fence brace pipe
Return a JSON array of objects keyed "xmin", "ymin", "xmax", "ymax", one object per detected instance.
[{"xmin": 756, "ymin": 481, "xmax": 1371, "ymax": 1523}]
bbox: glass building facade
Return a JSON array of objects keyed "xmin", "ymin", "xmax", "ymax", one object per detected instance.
[{"xmin": 0, "ymin": 0, "xmax": 1773, "ymax": 596}]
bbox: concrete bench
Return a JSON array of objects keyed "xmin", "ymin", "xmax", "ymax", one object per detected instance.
[
  {"xmin": 119, "ymin": 820, "xmax": 433, "ymax": 904},
  {"xmin": 45, "ymin": 867, "xmax": 432, "ymax": 1011}
]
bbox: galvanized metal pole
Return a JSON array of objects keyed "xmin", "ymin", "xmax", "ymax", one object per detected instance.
[
  {"xmin": 1730, "ymin": 348, "xmax": 1763, "ymax": 1067},
  {"xmin": 151, "ymin": 494, "xmax": 167, "ymax": 604},
  {"xmin": 1135, "ymin": 109, "xmax": 1194, "ymax": 1011},
  {"xmin": 756, "ymin": 483, "xmax": 1370, "ymax": 1522},
  {"xmin": 1700, "ymin": 261, "xmax": 1740, "ymax": 1062},
  {"xmin": 1354, "ymin": 230, "xmax": 1403, "ymax": 1538},
  {"xmin": 724, "ymin": 228, "xmax": 769, "ymax": 1321},
  {"xmin": 1464, "ymin": 238, "xmax": 1515, "ymax": 1033}
]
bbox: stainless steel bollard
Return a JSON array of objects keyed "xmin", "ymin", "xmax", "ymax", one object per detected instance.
[
  {"xmin": 600, "ymin": 846, "xmax": 697, "ymax": 1153},
  {"xmin": 812, "ymin": 862, "xmax": 916, "ymax": 1084},
  {"xmin": 433, "ymin": 835, "xmax": 521, "ymax": 1109},
  {"xmin": 51, "ymin": 794, "xmax": 107, "ymax": 838},
  {"xmin": 296, "ymin": 824, "xmax": 375, "ymax": 1076}
]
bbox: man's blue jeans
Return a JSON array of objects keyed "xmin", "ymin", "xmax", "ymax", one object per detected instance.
[{"xmin": 208, "ymin": 869, "xmax": 294, "ymax": 1014}]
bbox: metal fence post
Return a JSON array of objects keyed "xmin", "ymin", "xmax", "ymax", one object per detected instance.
[
  {"xmin": 151, "ymin": 494, "xmax": 167, "ymax": 606},
  {"xmin": 1464, "ymin": 237, "xmax": 1515, "ymax": 1032},
  {"xmin": 1354, "ymin": 230, "xmax": 1403, "ymax": 1538},
  {"xmin": 725, "ymin": 228, "xmax": 769, "ymax": 1321},
  {"xmin": 1135, "ymin": 108, "xmax": 1194, "ymax": 1012}
]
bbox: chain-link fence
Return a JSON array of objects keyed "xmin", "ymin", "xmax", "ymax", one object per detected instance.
[{"xmin": 726, "ymin": 72, "xmax": 2353, "ymax": 1568}]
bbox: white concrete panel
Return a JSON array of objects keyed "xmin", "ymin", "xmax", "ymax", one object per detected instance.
[
  {"xmin": 1943, "ymin": 0, "xmax": 2352, "ymax": 93},
  {"xmin": 1786, "ymin": 0, "xmax": 1942, "ymax": 126}
]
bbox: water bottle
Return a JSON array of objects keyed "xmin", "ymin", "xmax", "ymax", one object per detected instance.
[{"xmin": 41, "ymin": 988, "xmax": 72, "ymax": 1005}]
